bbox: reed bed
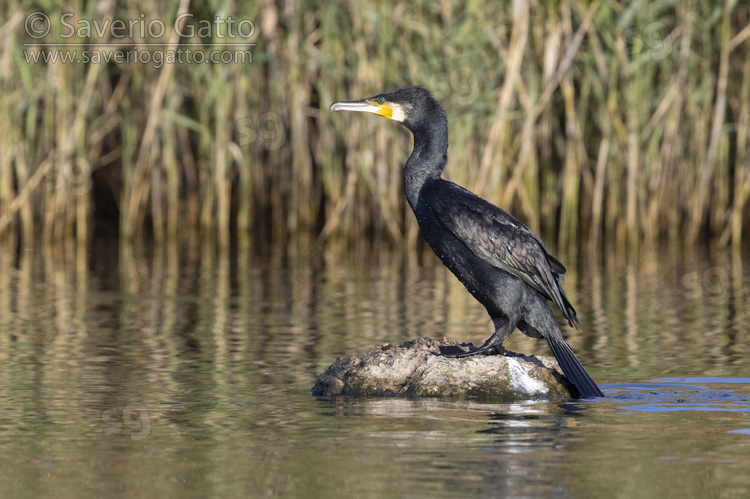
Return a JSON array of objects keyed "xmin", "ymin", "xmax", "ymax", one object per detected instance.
[{"xmin": 0, "ymin": 0, "xmax": 749, "ymax": 252}]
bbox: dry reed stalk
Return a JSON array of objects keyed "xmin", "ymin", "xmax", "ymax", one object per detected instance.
[
  {"xmin": 530, "ymin": 3, "xmax": 598, "ymax": 122},
  {"xmin": 504, "ymin": 79, "xmax": 539, "ymax": 231},
  {"xmin": 476, "ymin": 0, "xmax": 528, "ymax": 202},
  {"xmin": 161, "ymin": 105, "xmax": 179, "ymax": 241},
  {"xmin": 38, "ymin": 2, "xmax": 115, "ymax": 244},
  {"xmin": 14, "ymin": 149, "xmax": 34, "ymax": 242},
  {"xmin": 0, "ymin": 153, "xmax": 54, "ymax": 235},
  {"xmin": 587, "ymin": 19, "xmax": 612, "ymax": 246},
  {"xmin": 536, "ymin": 20, "xmax": 561, "ymax": 233},
  {"xmin": 231, "ymin": 73, "xmax": 252, "ymax": 236},
  {"xmin": 625, "ymin": 106, "xmax": 639, "ymax": 243},
  {"xmin": 558, "ymin": 0, "xmax": 579, "ymax": 251},
  {"xmin": 0, "ymin": 144, "xmax": 13, "ymax": 231},
  {"xmin": 0, "ymin": 11, "xmax": 25, "ymax": 237},
  {"xmin": 726, "ymin": 56, "xmax": 750, "ymax": 249},
  {"xmin": 124, "ymin": 0, "xmax": 190, "ymax": 239},
  {"xmin": 214, "ymin": 73, "xmax": 231, "ymax": 249},
  {"xmin": 689, "ymin": 20, "xmax": 750, "ymax": 242},
  {"xmin": 289, "ymin": 55, "xmax": 314, "ymax": 236}
]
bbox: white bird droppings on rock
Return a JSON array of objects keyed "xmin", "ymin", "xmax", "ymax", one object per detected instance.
[{"xmin": 507, "ymin": 357, "xmax": 549, "ymax": 396}]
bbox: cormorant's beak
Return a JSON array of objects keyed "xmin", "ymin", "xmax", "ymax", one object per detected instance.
[{"xmin": 330, "ymin": 99, "xmax": 393, "ymax": 119}]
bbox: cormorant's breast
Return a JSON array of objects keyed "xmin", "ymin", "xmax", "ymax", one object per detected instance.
[{"xmin": 414, "ymin": 179, "xmax": 506, "ymax": 302}]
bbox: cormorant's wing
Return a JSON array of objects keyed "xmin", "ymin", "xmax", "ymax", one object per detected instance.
[{"xmin": 433, "ymin": 182, "xmax": 578, "ymax": 327}]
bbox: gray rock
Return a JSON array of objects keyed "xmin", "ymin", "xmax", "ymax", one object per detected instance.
[{"xmin": 312, "ymin": 337, "xmax": 576, "ymax": 401}]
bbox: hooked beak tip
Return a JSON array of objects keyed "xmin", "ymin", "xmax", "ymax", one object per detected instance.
[{"xmin": 329, "ymin": 100, "xmax": 381, "ymax": 114}]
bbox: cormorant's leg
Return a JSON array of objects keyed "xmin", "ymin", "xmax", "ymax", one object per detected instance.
[{"xmin": 442, "ymin": 317, "xmax": 514, "ymax": 358}]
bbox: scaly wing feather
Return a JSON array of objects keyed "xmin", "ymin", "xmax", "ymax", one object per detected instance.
[{"xmin": 433, "ymin": 183, "xmax": 578, "ymax": 327}]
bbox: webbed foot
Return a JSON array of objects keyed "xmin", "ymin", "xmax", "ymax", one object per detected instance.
[{"xmin": 440, "ymin": 342, "xmax": 508, "ymax": 358}]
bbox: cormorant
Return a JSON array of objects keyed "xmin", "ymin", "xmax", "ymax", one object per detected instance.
[{"xmin": 330, "ymin": 86, "xmax": 604, "ymax": 398}]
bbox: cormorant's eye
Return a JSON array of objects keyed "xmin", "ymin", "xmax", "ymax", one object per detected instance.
[{"xmin": 377, "ymin": 97, "xmax": 385, "ymax": 105}]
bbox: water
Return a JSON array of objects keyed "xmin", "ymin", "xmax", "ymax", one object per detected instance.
[{"xmin": 1, "ymin": 237, "xmax": 750, "ymax": 497}]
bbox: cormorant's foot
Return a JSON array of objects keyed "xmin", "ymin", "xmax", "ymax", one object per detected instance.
[
  {"xmin": 438, "ymin": 345, "xmax": 472, "ymax": 356},
  {"xmin": 440, "ymin": 343, "xmax": 508, "ymax": 358}
]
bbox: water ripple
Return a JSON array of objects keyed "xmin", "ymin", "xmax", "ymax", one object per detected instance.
[{"xmin": 604, "ymin": 378, "xmax": 750, "ymax": 414}]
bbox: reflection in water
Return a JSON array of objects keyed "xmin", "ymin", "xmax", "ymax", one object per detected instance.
[
  {"xmin": 315, "ymin": 397, "xmax": 597, "ymax": 497},
  {"xmin": 3, "ymin": 237, "xmax": 749, "ymax": 376},
  {"xmin": 575, "ymin": 243, "xmax": 750, "ymax": 372},
  {"xmin": 477, "ymin": 402, "xmax": 586, "ymax": 496},
  {"xmin": 0, "ymin": 235, "xmax": 750, "ymax": 496}
]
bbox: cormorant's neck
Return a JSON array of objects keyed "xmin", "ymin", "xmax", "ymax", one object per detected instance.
[{"xmin": 403, "ymin": 120, "xmax": 448, "ymax": 211}]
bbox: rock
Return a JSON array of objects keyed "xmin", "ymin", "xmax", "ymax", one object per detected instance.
[{"xmin": 311, "ymin": 337, "xmax": 576, "ymax": 401}]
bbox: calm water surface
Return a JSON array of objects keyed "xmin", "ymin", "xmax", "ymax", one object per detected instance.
[{"xmin": 1, "ymin": 237, "xmax": 749, "ymax": 497}]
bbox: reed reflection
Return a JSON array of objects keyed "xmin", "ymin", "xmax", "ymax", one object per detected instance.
[{"xmin": 0, "ymin": 238, "xmax": 749, "ymax": 404}]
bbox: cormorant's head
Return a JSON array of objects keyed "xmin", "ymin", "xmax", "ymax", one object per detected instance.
[{"xmin": 330, "ymin": 86, "xmax": 444, "ymax": 133}]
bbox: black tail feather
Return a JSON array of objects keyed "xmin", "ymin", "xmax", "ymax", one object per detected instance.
[{"xmin": 547, "ymin": 337, "xmax": 604, "ymax": 398}]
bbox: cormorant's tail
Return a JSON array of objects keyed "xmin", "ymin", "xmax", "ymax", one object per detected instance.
[{"xmin": 547, "ymin": 337, "xmax": 604, "ymax": 398}]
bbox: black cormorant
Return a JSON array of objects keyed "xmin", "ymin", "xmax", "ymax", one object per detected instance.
[{"xmin": 330, "ymin": 86, "xmax": 604, "ymax": 398}]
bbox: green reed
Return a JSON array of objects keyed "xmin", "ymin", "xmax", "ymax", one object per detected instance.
[{"xmin": 1, "ymin": 0, "xmax": 749, "ymax": 251}]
